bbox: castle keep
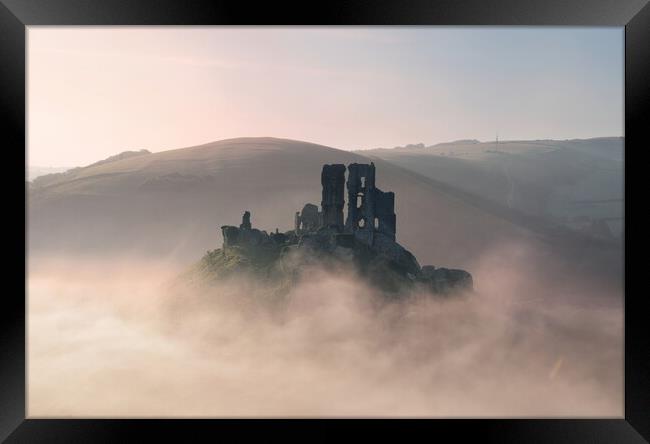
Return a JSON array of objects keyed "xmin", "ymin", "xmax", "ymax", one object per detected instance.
[{"xmin": 294, "ymin": 162, "xmax": 397, "ymax": 247}]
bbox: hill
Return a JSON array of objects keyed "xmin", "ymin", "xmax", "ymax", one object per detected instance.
[
  {"xmin": 28, "ymin": 137, "xmax": 622, "ymax": 293},
  {"xmin": 359, "ymin": 137, "xmax": 624, "ymax": 241}
]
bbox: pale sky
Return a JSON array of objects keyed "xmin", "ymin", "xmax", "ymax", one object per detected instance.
[{"xmin": 28, "ymin": 27, "xmax": 623, "ymax": 167}]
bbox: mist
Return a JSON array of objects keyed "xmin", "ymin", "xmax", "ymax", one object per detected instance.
[{"xmin": 27, "ymin": 242, "xmax": 622, "ymax": 418}]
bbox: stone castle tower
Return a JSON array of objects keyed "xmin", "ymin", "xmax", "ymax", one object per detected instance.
[{"xmin": 297, "ymin": 162, "xmax": 396, "ymax": 247}]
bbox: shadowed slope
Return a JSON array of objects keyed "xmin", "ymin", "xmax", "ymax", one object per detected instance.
[{"xmin": 361, "ymin": 137, "xmax": 624, "ymax": 241}]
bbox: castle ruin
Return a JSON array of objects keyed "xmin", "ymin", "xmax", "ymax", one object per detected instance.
[
  {"xmin": 218, "ymin": 162, "xmax": 473, "ymax": 294},
  {"xmin": 293, "ymin": 162, "xmax": 397, "ymax": 247}
]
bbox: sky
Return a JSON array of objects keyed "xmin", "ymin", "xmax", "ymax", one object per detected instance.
[{"xmin": 28, "ymin": 27, "xmax": 623, "ymax": 167}]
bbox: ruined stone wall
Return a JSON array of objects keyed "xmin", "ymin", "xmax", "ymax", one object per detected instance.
[
  {"xmin": 240, "ymin": 210, "xmax": 252, "ymax": 230},
  {"xmin": 345, "ymin": 162, "xmax": 375, "ymax": 235},
  {"xmin": 224, "ymin": 163, "xmax": 397, "ymax": 252},
  {"xmin": 321, "ymin": 164, "xmax": 346, "ymax": 230},
  {"xmin": 296, "ymin": 203, "xmax": 320, "ymax": 233},
  {"xmin": 344, "ymin": 162, "xmax": 396, "ymax": 244},
  {"xmin": 221, "ymin": 211, "xmax": 276, "ymax": 251},
  {"xmin": 373, "ymin": 189, "xmax": 396, "ymax": 241}
]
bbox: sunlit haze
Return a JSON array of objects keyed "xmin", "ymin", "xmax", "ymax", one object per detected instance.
[{"xmin": 28, "ymin": 27, "xmax": 623, "ymax": 167}]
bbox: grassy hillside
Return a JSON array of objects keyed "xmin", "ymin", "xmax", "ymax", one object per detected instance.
[
  {"xmin": 28, "ymin": 137, "xmax": 623, "ymax": 293},
  {"xmin": 360, "ymin": 137, "xmax": 624, "ymax": 241}
]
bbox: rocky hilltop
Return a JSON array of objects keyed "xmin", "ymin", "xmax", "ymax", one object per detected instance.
[{"xmin": 189, "ymin": 162, "xmax": 473, "ymax": 298}]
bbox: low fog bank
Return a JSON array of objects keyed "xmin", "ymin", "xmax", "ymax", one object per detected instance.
[{"xmin": 28, "ymin": 244, "xmax": 622, "ymax": 417}]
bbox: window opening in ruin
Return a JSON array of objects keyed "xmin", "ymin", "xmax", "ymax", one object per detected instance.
[
  {"xmin": 357, "ymin": 194, "xmax": 363, "ymax": 209},
  {"xmin": 358, "ymin": 218, "xmax": 365, "ymax": 228},
  {"xmin": 361, "ymin": 176, "xmax": 366, "ymax": 188},
  {"xmin": 374, "ymin": 217, "xmax": 379, "ymax": 229}
]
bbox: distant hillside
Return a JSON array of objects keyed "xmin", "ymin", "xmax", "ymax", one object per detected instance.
[
  {"xmin": 28, "ymin": 137, "xmax": 622, "ymax": 292},
  {"xmin": 367, "ymin": 140, "xmax": 480, "ymax": 151},
  {"xmin": 27, "ymin": 166, "xmax": 72, "ymax": 182},
  {"xmin": 359, "ymin": 137, "xmax": 624, "ymax": 242},
  {"xmin": 433, "ymin": 139, "xmax": 481, "ymax": 147},
  {"xmin": 31, "ymin": 149, "xmax": 151, "ymax": 188},
  {"xmin": 86, "ymin": 148, "xmax": 151, "ymax": 168}
]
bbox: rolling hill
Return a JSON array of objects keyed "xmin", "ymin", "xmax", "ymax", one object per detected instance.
[
  {"xmin": 360, "ymin": 137, "xmax": 624, "ymax": 241},
  {"xmin": 28, "ymin": 137, "xmax": 623, "ymax": 293}
]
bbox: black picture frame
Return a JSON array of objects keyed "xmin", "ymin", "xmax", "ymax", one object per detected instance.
[{"xmin": 2, "ymin": 0, "xmax": 648, "ymax": 442}]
